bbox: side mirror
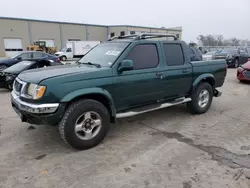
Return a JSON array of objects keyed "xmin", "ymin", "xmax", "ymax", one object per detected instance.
[
  {"xmin": 17, "ymin": 57, "xmax": 22, "ymax": 61},
  {"xmin": 118, "ymin": 60, "xmax": 134, "ymax": 72}
]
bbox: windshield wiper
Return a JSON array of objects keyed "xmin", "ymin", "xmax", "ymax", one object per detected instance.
[{"xmin": 79, "ymin": 62, "xmax": 101, "ymax": 68}]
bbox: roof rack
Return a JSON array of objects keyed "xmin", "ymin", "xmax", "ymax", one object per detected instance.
[{"xmin": 108, "ymin": 33, "xmax": 178, "ymax": 41}]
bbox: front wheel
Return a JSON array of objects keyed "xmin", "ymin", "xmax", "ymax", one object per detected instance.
[
  {"xmin": 187, "ymin": 82, "xmax": 213, "ymax": 114},
  {"xmin": 61, "ymin": 56, "xmax": 67, "ymax": 61},
  {"xmin": 0, "ymin": 65, "xmax": 7, "ymax": 71},
  {"xmin": 59, "ymin": 99, "xmax": 110, "ymax": 150},
  {"xmin": 234, "ymin": 59, "xmax": 239, "ymax": 68}
]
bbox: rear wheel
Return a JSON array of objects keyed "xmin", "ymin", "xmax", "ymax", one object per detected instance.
[
  {"xmin": 59, "ymin": 99, "xmax": 110, "ymax": 150},
  {"xmin": 187, "ymin": 82, "xmax": 213, "ymax": 114}
]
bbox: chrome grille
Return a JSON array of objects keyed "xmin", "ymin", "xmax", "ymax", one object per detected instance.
[
  {"xmin": 214, "ymin": 56, "xmax": 226, "ymax": 60},
  {"xmin": 13, "ymin": 79, "xmax": 23, "ymax": 93},
  {"xmin": 13, "ymin": 78, "xmax": 27, "ymax": 96}
]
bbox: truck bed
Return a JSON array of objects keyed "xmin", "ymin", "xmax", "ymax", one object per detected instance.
[{"xmin": 191, "ymin": 59, "xmax": 227, "ymax": 87}]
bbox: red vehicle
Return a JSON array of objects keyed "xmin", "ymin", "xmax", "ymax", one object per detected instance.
[{"xmin": 237, "ymin": 59, "xmax": 250, "ymax": 82}]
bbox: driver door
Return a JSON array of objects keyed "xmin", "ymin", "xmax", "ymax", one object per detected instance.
[
  {"xmin": 65, "ymin": 48, "xmax": 73, "ymax": 59},
  {"xmin": 112, "ymin": 42, "xmax": 165, "ymax": 111}
]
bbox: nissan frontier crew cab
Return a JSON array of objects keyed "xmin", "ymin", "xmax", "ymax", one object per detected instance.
[{"xmin": 11, "ymin": 33, "xmax": 227, "ymax": 150}]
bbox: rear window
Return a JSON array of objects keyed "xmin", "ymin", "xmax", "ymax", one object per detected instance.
[{"xmin": 163, "ymin": 44, "xmax": 184, "ymax": 66}]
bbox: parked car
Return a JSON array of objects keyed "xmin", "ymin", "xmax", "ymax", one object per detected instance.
[
  {"xmin": 237, "ymin": 59, "xmax": 250, "ymax": 82},
  {"xmin": 202, "ymin": 51, "xmax": 221, "ymax": 61},
  {"xmin": 0, "ymin": 59, "xmax": 63, "ymax": 90},
  {"xmin": 0, "ymin": 51, "xmax": 61, "ymax": 70},
  {"xmin": 213, "ymin": 48, "xmax": 249, "ymax": 68},
  {"xmin": 11, "ymin": 33, "xmax": 227, "ymax": 150},
  {"xmin": 189, "ymin": 47, "xmax": 203, "ymax": 61}
]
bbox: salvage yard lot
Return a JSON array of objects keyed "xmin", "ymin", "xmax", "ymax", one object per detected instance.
[{"xmin": 1, "ymin": 69, "xmax": 250, "ymax": 188}]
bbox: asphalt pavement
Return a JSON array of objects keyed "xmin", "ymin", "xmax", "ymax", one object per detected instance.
[{"xmin": 0, "ymin": 69, "xmax": 250, "ymax": 188}]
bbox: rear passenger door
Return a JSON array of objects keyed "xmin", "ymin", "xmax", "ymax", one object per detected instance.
[
  {"xmin": 161, "ymin": 43, "xmax": 193, "ymax": 98},
  {"xmin": 113, "ymin": 42, "xmax": 165, "ymax": 111}
]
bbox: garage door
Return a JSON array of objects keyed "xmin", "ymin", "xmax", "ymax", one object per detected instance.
[
  {"xmin": 4, "ymin": 38, "xmax": 23, "ymax": 57},
  {"xmin": 39, "ymin": 39, "xmax": 55, "ymax": 47}
]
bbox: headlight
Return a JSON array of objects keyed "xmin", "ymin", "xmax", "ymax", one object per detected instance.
[
  {"xmin": 227, "ymin": 54, "xmax": 233, "ymax": 59},
  {"xmin": 237, "ymin": 66, "xmax": 244, "ymax": 72},
  {"xmin": 27, "ymin": 84, "xmax": 46, "ymax": 99}
]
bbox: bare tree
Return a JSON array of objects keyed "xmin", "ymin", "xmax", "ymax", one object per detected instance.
[
  {"xmin": 197, "ymin": 34, "xmax": 249, "ymax": 47},
  {"xmin": 229, "ymin": 38, "xmax": 241, "ymax": 46}
]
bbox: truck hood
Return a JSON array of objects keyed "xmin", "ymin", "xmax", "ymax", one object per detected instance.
[
  {"xmin": 55, "ymin": 52, "xmax": 64, "ymax": 55},
  {"xmin": 18, "ymin": 64, "xmax": 111, "ymax": 84}
]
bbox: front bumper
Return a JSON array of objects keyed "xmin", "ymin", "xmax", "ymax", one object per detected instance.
[{"xmin": 11, "ymin": 91, "xmax": 65, "ymax": 125}]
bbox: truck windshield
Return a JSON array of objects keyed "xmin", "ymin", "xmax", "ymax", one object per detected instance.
[
  {"xmin": 60, "ymin": 47, "xmax": 68, "ymax": 52},
  {"xmin": 78, "ymin": 42, "xmax": 129, "ymax": 67}
]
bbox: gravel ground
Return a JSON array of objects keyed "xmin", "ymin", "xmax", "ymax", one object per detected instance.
[{"xmin": 1, "ymin": 69, "xmax": 250, "ymax": 188}]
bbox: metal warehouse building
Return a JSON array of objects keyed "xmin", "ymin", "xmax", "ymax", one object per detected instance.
[{"xmin": 0, "ymin": 17, "xmax": 182, "ymax": 57}]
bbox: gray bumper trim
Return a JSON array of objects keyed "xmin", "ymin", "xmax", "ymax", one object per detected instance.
[{"xmin": 11, "ymin": 91, "xmax": 59, "ymax": 114}]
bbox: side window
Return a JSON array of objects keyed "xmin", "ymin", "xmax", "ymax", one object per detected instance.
[
  {"xmin": 163, "ymin": 44, "xmax": 184, "ymax": 66},
  {"xmin": 126, "ymin": 44, "xmax": 159, "ymax": 70},
  {"xmin": 33, "ymin": 52, "xmax": 44, "ymax": 59},
  {"xmin": 19, "ymin": 53, "xmax": 32, "ymax": 59},
  {"xmin": 110, "ymin": 32, "xmax": 115, "ymax": 38},
  {"xmin": 130, "ymin": 31, "xmax": 135, "ymax": 35},
  {"xmin": 67, "ymin": 48, "xmax": 72, "ymax": 52}
]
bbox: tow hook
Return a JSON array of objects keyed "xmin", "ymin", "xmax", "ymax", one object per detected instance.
[{"xmin": 214, "ymin": 89, "xmax": 222, "ymax": 97}]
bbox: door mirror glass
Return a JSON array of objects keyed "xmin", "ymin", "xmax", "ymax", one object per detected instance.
[{"xmin": 118, "ymin": 60, "xmax": 134, "ymax": 72}]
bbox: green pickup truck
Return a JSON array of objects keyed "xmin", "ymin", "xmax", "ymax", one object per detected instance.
[{"xmin": 11, "ymin": 34, "xmax": 227, "ymax": 150}]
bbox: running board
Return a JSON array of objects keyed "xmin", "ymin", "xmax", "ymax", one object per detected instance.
[{"xmin": 116, "ymin": 97, "xmax": 192, "ymax": 119}]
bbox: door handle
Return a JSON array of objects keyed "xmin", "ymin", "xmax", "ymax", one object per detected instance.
[
  {"xmin": 182, "ymin": 69, "xmax": 188, "ymax": 73},
  {"xmin": 156, "ymin": 72, "xmax": 163, "ymax": 77}
]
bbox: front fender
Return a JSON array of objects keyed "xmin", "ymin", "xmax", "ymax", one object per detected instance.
[
  {"xmin": 61, "ymin": 87, "xmax": 116, "ymax": 117},
  {"xmin": 192, "ymin": 74, "xmax": 215, "ymax": 89}
]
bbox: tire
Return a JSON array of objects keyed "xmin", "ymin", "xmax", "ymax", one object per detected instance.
[
  {"xmin": 8, "ymin": 83, "xmax": 13, "ymax": 90},
  {"xmin": 0, "ymin": 65, "xmax": 7, "ymax": 71},
  {"xmin": 187, "ymin": 82, "xmax": 213, "ymax": 114},
  {"xmin": 59, "ymin": 99, "xmax": 110, "ymax": 150},
  {"xmin": 61, "ymin": 56, "xmax": 67, "ymax": 61},
  {"xmin": 234, "ymin": 58, "xmax": 239, "ymax": 68}
]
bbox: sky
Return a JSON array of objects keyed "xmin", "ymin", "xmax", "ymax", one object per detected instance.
[{"xmin": 0, "ymin": 0, "xmax": 249, "ymax": 42}]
